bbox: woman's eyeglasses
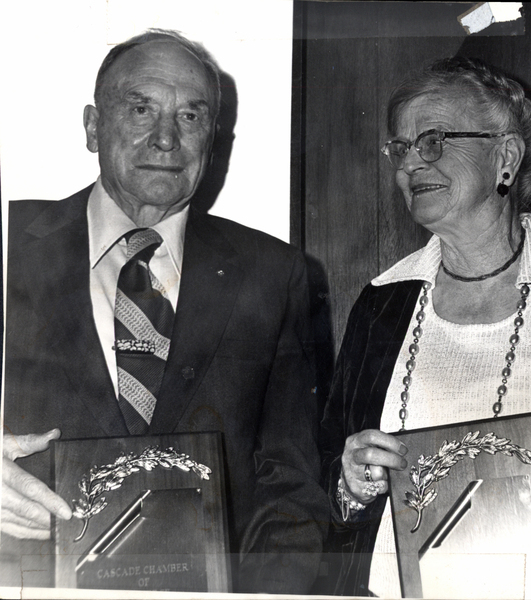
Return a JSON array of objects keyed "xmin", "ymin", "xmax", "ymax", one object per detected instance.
[{"xmin": 381, "ymin": 129, "xmax": 508, "ymax": 170}]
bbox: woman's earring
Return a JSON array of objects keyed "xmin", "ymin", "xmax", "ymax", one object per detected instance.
[{"xmin": 497, "ymin": 172, "xmax": 511, "ymax": 197}]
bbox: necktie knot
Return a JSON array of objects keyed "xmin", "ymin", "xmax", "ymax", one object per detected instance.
[{"xmin": 125, "ymin": 229, "xmax": 163, "ymax": 262}]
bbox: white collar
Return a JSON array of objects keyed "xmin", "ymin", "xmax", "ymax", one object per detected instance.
[
  {"xmin": 87, "ymin": 177, "xmax": 189, "ymax": 273},
  {"xmin": 372, "ymin": 214, "xmax": 531, "ymax": 289}
]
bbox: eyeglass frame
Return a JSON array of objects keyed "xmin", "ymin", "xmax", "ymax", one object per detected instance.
[{"xmin": 380, "ymin": 129, "xmax": 510, "ymax": 170}]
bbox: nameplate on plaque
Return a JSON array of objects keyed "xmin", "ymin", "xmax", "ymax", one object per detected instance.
[{"xmin": 76, "ymin": 488, "xmax": 207, "ymax": 591}]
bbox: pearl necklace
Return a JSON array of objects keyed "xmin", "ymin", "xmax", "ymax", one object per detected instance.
[{"xmin": 399, "ymin": 281, "xmax": 530, "ymax": 431}]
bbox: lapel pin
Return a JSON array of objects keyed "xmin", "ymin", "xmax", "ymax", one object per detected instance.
[
  {"xmin": 182, "ymin": 366, "xmax": 195, "ymax": 379},
  {"xmin": 217, "ymin": 269, "xmax": 225, "ymax": 277}
]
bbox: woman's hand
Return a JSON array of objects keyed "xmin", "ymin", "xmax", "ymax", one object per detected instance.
[{"xmin": 341, "ymin": 429, "xmax": 408, "ymax": 504}]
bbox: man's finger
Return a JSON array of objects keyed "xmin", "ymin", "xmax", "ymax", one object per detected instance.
[
  {"xmin": 2, "ymin": 480, "xmax": 51, "ymax": 528},
  {"xmin": 2, "ymin": 457, "xmax": 72, "ymax": 520},
  {"xmin": 3, "ymin": 429, "xmax": 61, "ymax": 461},
  {"xmin": 1, "ymin": 519, "xmax": 50, "ymax": 541},
  {"xmin": 1, "ymin": 506, "xmax": 50, "ymax": 532}
]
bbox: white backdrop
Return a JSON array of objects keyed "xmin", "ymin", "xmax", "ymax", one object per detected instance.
[{"xmin": 0, "ymin": 0, "xmax": 294, "ymax": 242}]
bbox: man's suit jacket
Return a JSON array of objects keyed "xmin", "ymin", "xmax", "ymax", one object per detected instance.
[{"xmin": 3, "ymin": 185, "xmax": 328, "ymax": 593}]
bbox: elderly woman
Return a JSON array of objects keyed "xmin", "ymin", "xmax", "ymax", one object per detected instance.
[{"xmin": 321, "ymin": 56, "xmax": 531, "ymax": 597}]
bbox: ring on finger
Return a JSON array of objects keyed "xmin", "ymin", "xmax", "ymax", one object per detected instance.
[
  {"xmin": 362, "ymin": 480, "xmax": 385, "ymax": 497},
  {"xmin": 364, "ymin": 464, "xmax": 373, "ymax": 482}
]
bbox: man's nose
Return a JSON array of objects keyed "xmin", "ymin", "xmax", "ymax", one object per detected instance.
[{"xmin": 148, "ymin": 116, "xmax": 181, "ymax": 152}]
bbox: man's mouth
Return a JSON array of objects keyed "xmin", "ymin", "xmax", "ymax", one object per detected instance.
[{"xmin": 136, "ymin": 165, "xmax": 184, "ymax": 173}]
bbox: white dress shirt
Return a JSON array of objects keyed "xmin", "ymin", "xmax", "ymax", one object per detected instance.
[{"xmin": 87, "ymin": 178, "xmax": 189, "ymax": 397}]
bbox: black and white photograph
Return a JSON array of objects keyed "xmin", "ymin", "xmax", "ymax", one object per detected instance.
[{"xmin": 1, "ymin": 1, "xmax": 530, "ymax": 598}]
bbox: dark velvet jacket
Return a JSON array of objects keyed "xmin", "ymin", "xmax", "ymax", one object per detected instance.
[
  {"xmin": 3, "ymin": 185, "xmax": 329, "ymax": 593},
  {"xmin": 321, "ymin": 279, "xmax": 423, "ymax": 596}
]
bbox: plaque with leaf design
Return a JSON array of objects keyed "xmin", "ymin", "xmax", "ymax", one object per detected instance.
[
  {"xmin": 388, "ymin": 412, "xmax": 531, "ymax": 599},
  {"xmin": 53, "ymin": 432, "xmax": 230, "ymax": 592}
]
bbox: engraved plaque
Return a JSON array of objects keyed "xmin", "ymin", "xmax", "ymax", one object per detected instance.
[
  {"xmin": 388, "ymin": 412, "xmax": 531, "ymax": 599},
  {"xmin": 53, "ymin": 433, "xmax": 230, "ymax": 592}
]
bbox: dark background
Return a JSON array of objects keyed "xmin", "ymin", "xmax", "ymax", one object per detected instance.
[{"xmin": 291, "ymin": 1, "xmax": 530, "ymax": 402}]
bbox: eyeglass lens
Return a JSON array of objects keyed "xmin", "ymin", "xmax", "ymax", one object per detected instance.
[{"xmin": 387, "ymin": 131, "xmax": 442, "ymax": 169}]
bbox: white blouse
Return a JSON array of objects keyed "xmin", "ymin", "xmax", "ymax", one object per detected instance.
[{"xmin": 367, "ymin": 216, "xmax": 531, "ymax": 598}]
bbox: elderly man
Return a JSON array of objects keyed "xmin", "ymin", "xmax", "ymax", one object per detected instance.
[{"xmin": 2, "ymin": 30, "xmax": 327, "ymax": 593}]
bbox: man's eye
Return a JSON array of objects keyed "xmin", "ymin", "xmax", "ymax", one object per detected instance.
[
  {"xmin": 133, "ymin": 106, "xmax": 147, "ymax": 115},
  {"xmin": 183, "ymin": 112, "xmax": 200, "ymax": 122}
]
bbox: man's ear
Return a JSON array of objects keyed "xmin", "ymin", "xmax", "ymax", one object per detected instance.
[{"xmin": 83, "ymin": 105, "xmax": 100, "ymax": 154}]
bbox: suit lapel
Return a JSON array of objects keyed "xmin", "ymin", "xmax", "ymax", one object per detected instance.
[
  {"xmin": 150, "ymin": 212, "xmax": 243, "ymax": 433},
  {"xmin": 21, "ymin": 189, "xmax": 128, "ymax": 436}
]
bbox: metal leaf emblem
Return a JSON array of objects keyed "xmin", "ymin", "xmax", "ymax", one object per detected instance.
[
  {"xmin": 71, "ymin": 446, "xmax": 211, "ymax": 541},
  {"xmin": 405, "ymin": 431, "xmax": 531, "ymax": 533}
]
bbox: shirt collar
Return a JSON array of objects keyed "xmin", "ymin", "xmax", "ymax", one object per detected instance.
[
  {"xmin": 372, "ymin": 214, "xmax": 531, "ymax": 289},
  {"xmin": 87, "ymin": 177, "xmax": 189, "ymax": 273}
]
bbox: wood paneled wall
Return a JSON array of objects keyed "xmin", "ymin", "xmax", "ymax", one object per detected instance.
[{"xmin": 293, "ymin": 1, "xmax": 531, "ymax": 372}]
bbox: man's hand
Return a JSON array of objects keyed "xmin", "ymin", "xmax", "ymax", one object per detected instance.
[{"xmin": 2, "ymin": 429, "xmax": 72, "ymax": 540}]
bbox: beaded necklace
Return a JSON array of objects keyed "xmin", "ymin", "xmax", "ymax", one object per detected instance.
[
  {"xmin": 399, "ymin": 281, "xmax": 530, "ymax": 431},
  {"xmin": 441, "ymin": 234, "xmax": 525, "ymax": 282}
]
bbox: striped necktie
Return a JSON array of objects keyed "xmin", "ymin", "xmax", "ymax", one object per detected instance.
[{"xmin": 114, "ymin": 229, "xmax": 175, "ymax": 434}]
